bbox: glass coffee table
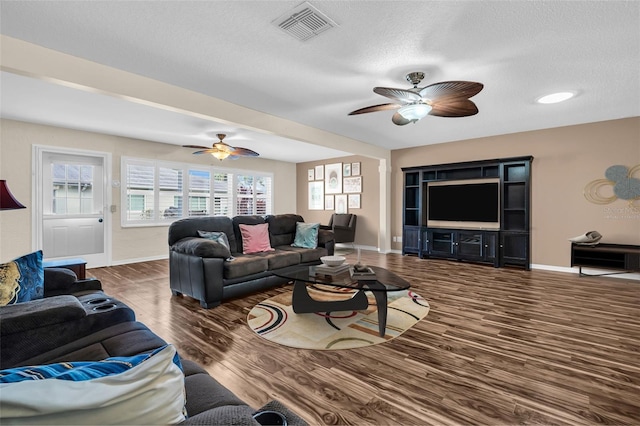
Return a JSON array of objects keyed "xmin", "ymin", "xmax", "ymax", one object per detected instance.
[{"xmin": 274, "ymin": 265, "xmax": 411, "ymax": 337}]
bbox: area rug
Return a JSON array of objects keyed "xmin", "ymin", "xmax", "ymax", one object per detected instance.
[{"xmin": 247, "ymin": 286, "xmax": 430, "ymax": 350}]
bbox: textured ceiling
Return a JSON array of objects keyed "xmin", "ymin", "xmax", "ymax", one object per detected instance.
[{"xmin": 1, "ymin": 1, "xmax": 639, "ymax": 163}]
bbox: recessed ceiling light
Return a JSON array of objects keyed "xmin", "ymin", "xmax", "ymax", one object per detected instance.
[{"xmin": 536, "ymin": 92, "xmax": 575, "ymax": 104}]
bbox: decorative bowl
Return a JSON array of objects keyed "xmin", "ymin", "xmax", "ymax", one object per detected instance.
[{"xmin": 320, "ymin": 255, "xmax": 346, "ymax": 267}]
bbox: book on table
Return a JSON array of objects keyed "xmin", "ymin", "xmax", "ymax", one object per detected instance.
[{"xmin": 314, "ymin": 263, "xmax": 350, "ymax": 276}]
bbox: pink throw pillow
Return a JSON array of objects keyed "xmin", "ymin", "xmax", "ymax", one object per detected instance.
[{"xmin": 239, "ymin": 223, "xmax": 274, "ymax": 254}]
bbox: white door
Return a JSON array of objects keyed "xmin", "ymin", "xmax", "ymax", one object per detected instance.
[{"xmin": 37, "ymin": 150, "xmax": 110, "ymax": 268}]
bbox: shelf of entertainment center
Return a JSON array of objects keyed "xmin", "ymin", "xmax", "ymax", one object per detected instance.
[{"xmin": 402, "ymin": 156, "xmax": 532, "ymax": 269}]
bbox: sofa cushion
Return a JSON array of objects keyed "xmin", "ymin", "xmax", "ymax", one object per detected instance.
[
  {"xmin": 0, "ymin": 344, "xmax": 186, "ymax": 425},
  {"xmin": 172, "ymin": 237, "xmax": 232, "ymax": 259},
  {"xmin": 181, "ymin": 360, "xmax": 248, "ymax": 416},
  {"xmin": 0, "ymin": 250, "xmax": 44, "ymax": 306},
  {"xmin": 292, "ymin": 222, "xmax": 319, "ymax": 249},
  {"xmin": 239, "ymin": 223, "xmax": 274, "ymax": 254},
  {"xmin": 277, "ymin": 246, "xmax": 328, "ymax": 263},
  {"xmin": 263, "ymin": 250, "xmax": 301, "ymax": 270},
  {"xmin": 224, "ymin": 255, "xmax": 269, "ymax": 279},
  {"xmin": 266, "ymin": 214, "xmax": 304, "ymax": 247}
]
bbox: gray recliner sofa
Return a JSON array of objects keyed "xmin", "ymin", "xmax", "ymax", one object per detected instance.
[
  {"xmin": 0, "ymin": 268, "xmax": 308, "ymax": 425},
  {"xmin": 169, "ymin": 214, "xmax": 335, "ymax": 308}
]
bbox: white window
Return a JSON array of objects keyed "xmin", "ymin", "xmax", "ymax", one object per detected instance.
[{"xmin": 121, "ymin": 157, "xmax": 273, "ymax": 227}]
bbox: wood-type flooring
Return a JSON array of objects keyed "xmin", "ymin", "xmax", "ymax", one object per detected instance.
[{"xmin": 90, "ymin": 252, "xmax": 640, "ymax": 425}]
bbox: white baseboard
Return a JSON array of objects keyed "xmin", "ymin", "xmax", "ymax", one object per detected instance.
[{"xmin": 106, "ymin": 254, "xmax": 169, "ymax": 267}]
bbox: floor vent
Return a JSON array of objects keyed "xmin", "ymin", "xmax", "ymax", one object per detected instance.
[{"xmin": 272, "ymin": 2, "xmax": 337, "ymax": 42}]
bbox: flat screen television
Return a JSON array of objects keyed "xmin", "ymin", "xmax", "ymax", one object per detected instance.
[{"xmin": 427, "ymin": 178, "xmax": 500, "ymax": 229}]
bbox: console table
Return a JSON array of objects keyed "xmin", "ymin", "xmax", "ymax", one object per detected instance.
[{"xmin": 571, "ymin": 243, "xmax": 640, "ymax": 277}]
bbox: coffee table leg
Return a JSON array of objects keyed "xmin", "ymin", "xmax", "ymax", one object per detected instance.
[{"xmin": 363, "ymin": 281, "xmax": 387, "ymax": 337}]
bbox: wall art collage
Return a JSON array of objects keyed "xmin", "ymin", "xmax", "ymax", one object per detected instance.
[{"xmin": 308, "ymin": 162, "xmax": 361, "ymax": 212}]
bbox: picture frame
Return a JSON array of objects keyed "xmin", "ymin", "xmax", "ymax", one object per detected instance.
[
  {"xmin": 324, "ymin": 195, "xmax": 334, "ymax": 210},
  {"xmin": 308, "ymin": 181, "xmax": 324, "ymax": 210},
  {"xmin": 348, "ymin": 194, "xmax": 361, "ymax": 209},
  {"xmin": 307, "ymin": 168, "xmax": 314, "ymax": 181},
  {"xmin": 324, "ymin": 162, "xmax": 342, "ymax": 194},
  {"xmin": 335, "ymin": 194, "xmax": 348, "ymax": 214},
  {"xmin": 314, "ymin": 165, "xmax": 324, "ymax": 180},
  {"xmin": 351, "ymin": 162, "xmax": 361, "ymax": 176},
  {"xmin": 343, "ymin": 176, "xmax": 362, "ymax": 193},
  {"xmin": 343, "ymin": 163, "xmax": 351, "ymax": 177}
]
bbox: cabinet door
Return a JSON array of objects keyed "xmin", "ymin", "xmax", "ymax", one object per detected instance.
[
  {"xmin": 483, "ymin": 232, "xmax": 499, "ymax": 266},
  {"xmin": 456, "ymin": 231, "xmax": 484, "ymax": 260},
  {"xmin": 403, "ymin": 226, "xmax": 421, "ymax": 255},
  {"xmin": 500, "ymin": 232, "xmax": 530, "ymax": 269},
  {"xmin": 429, "ymin": 230, "xmax": 455, "ymax": 256}
]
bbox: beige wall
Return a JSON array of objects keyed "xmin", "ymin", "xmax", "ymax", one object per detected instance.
[
  {"xmin": 391, "ymin": 117, "xmax": 640, "ymax": 268},
  {"xmin": 296, "ymin": 156, "xmax": 380, "ymax": 249},
  {"xmin": 3, "ymin": 117, "xmax": 638, "ymax": 269},
  {"xmin": 0, "ymin": 119, "xmax": 296, "ymax": 263}
]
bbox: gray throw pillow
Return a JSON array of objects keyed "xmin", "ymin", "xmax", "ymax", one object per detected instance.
[
  {"xmin": 172, "ymin": 238, "xmax": 231, "ymax": 260},
  {"xmin": 197, "ymin": 231, "xmax": 235, "ymax": 261}
]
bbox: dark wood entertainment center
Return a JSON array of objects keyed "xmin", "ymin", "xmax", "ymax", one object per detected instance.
[{"xmin": 402, "ymin": 156, "xmax": 533, "ymax": 269}]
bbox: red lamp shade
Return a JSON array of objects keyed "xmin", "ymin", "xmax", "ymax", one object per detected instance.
[{"xmin": 0, "ymin": 180, "xmax": 26, "ymax": 210}]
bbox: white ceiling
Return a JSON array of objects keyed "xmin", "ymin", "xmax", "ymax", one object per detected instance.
[{"xmin": 1, "ymin": 1, "xmax": 639, "ymax": 163}]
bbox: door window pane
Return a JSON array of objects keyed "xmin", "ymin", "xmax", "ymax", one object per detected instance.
[{"xmin": 51, "ymin": 163, "xmax": 95, "ymax": 214}]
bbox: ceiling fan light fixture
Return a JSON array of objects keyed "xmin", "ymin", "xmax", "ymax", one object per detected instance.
[
  {"xmin": 211, "ymin": 150, "xmax": 231, "ymax": 161},
  {"xmin": 398, "ymin": 103, "xmax": 432, "ymax": 121}
]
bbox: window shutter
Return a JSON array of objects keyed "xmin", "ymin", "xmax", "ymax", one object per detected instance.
[
  {"xmin": 125, "ymin": 162, "xmax": 155, "ymax": 221},
  {"xmin": 213, "ymin": 172, "xmax": 233, "ymax": 216}
]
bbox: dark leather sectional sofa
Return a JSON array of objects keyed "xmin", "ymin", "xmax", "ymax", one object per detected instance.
[
  {"xmin": 0, "ymin": 267, "xmax": 307, "ymax": 425},
  {"xmin": 169, "ymin": 213, "xmax": 335, "ymax": 308}
]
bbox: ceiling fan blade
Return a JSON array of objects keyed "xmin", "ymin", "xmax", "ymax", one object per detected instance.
[
  {"xmin": 182, "ymin": 145, "xmax": 211, "ymax": 150},
  {"xmin": 419, "ymin": 81, "xmax": 484, "ymax": 102},
  {"xmin": 230, "ymin": 147, "xmax": 260, "ymax": 157},
  {"xmin": 348, "ymin": 103, "xmax": 401, "ymax": 115},
  {"xmin": 391, "ymin": 112, "xmax": 415, "ymax": 126},
  {"xmin": 192, "ymin": 149, "xmax": 217, "ymax": 155},
  {"xmin": 374, "ymin": 87, "xmax": 422, "ymax": 103},
  {"xmin": 429, "ymin": 99, "xmax": 479, "ymax": 117}
]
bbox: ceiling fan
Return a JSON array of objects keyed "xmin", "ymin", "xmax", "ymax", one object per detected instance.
[
  {"xmin": 183, "ymin": 134, "xmax": 259, "ymax": 161},
  {"xmin": 348, "ymin": 72, "xmax": 484, "ymax": 126}
]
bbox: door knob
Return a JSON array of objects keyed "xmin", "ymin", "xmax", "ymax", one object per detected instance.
[{"xmin": 98, "ymin": 218, "xmax": 103, "ymax": 223}]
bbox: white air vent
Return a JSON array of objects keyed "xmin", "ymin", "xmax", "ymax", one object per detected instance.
[{"xmin": 272, "ymin": 2, "xmax": 337, "ymax": 42}]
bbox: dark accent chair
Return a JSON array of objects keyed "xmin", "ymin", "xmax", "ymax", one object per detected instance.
[{"xmin": 321, "ymin": 213, "xmax": 357, "ymax": 246}]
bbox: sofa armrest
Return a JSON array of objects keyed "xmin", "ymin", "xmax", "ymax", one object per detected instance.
[
  {"xmin": 43, "ymin": 266, "xmax": 103, "ymax": 297},
  {"xmin": 172, "ymin": 237, "xmax": 232, "ymax": 259},
  {"xmin": 317, "ymin": 229, "xmax": 334, "ymax": 246},
  {"xmin": 0, "ymin": 295, "xmax": 86, "ymax": 336}
]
